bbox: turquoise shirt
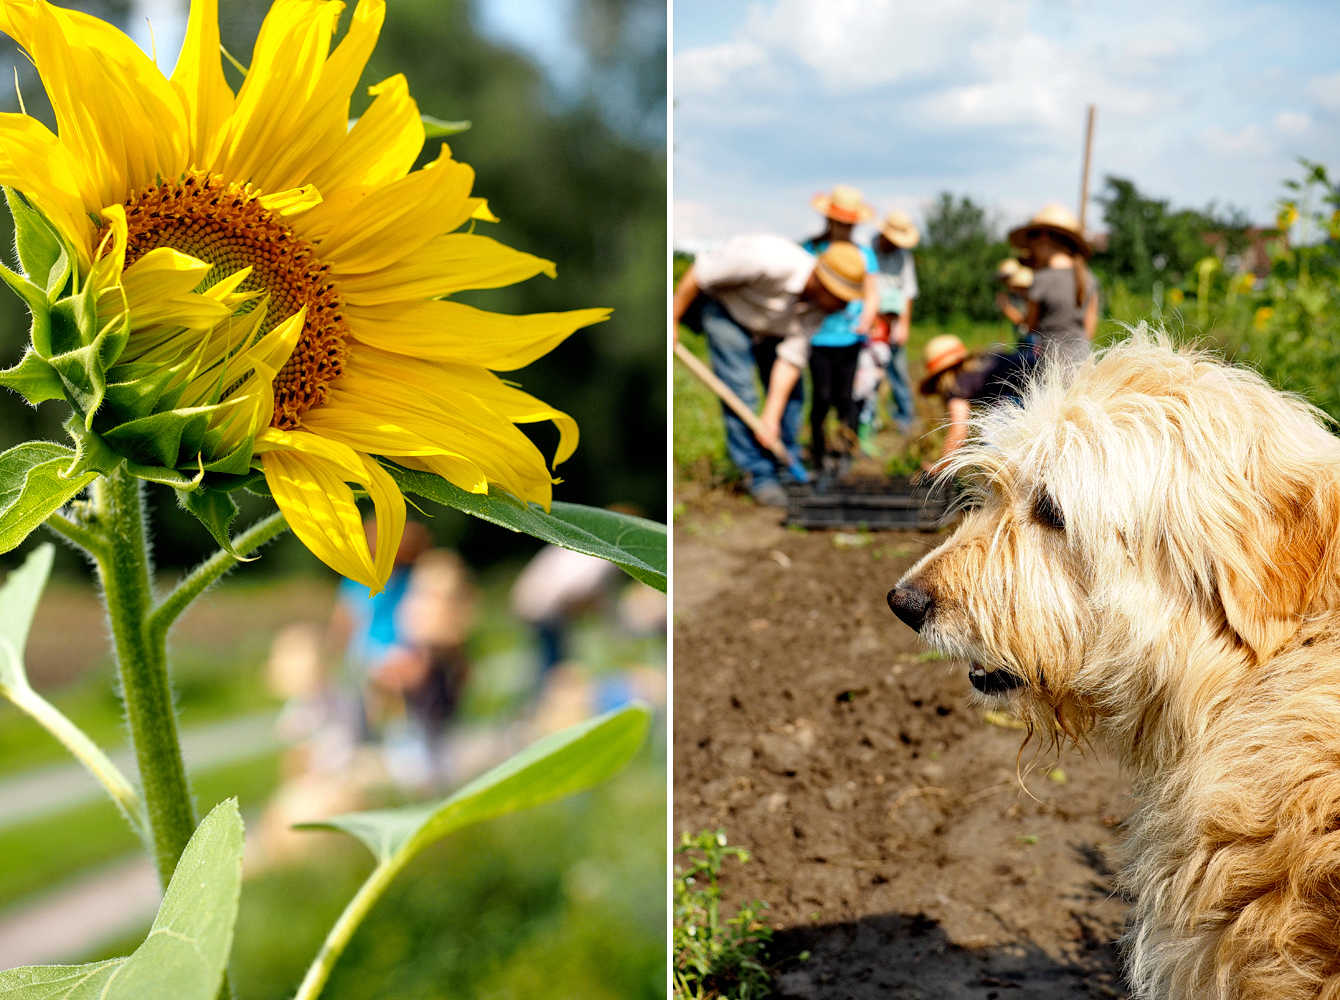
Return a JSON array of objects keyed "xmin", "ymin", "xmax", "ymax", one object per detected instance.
[{"xmin": 801, "ymin": 239, "xmax": 876, "ymax": 348}]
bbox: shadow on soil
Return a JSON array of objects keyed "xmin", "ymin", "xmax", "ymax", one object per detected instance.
[{"xmin": 769, "ymin": 909, "xmax": 1129, "ymax": 1000}]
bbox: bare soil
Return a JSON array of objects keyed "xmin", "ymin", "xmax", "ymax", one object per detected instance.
[{"xmin": 673, "ymin": 485, "xmax": 1135, "ymax": 999}]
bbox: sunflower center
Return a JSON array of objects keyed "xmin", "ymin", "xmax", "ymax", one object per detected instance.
[{"xmin": 122, "ymin": 170, "xmax": 348, "ymax": 429}]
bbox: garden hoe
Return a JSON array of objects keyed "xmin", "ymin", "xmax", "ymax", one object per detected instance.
[{"xmin": 674, "ymin": 341, "xmax": 812, "ymax": 484}]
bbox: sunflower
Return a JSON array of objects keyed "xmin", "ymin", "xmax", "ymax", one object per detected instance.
[{"xmin": 0, "ymin": 0, "xmax": 608, "ymax": 589}]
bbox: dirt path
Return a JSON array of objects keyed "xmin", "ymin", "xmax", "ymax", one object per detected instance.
[{"xmin": 673, "ymin": 486, "xmax": 1134, "ymax": 999}]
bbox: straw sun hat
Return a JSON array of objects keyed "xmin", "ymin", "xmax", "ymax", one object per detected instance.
[
  {"xmin": 811, "ymin": 184, "xmax": 874, "ymax": 224},
  {"xmin": 812, "ymin": 241, "xmax": 867, "ymax": 302},
  {"xmin": 1008, "ymin": 203, "xmax": 1090, "ymax": 258},
  {"xmin": 1008, "ymin": 266, "xmax": 1034, "ymax": 291},
  {"xmin": 995, "ymin": 258, "xmax": 1021, "ymax": 280},
  {"xmin": 879, "ymin": 209, "xmax": 921, "ymax": 249},
  {"xmin": 919, "ymin": 334, "xmax": 969, "ymax": 393}
]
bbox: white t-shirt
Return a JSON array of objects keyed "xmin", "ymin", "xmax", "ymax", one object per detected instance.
[{"xmin": 694, "ymin": 235, "xmax": 827, "ymax": 366}]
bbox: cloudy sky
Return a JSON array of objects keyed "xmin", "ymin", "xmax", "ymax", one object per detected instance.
[{"xmin": 673, "ymin": 0, "xmax": 1340, "ymax": 250}]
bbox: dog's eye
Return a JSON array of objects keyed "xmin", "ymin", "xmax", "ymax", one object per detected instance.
[{"xmin": 1033, "ymin": 491, "xmax": 1065, "ymax": 530}]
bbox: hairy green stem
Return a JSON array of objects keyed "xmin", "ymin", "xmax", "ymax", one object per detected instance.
[
  {"xmin": 293, "ymin": 858, "xmax": 405, "ymax": 1000},
  {"xmin": 45, "ymin": 509, "xmax": 110, "ymax": 561},
  {"xmin": 148, "ymin": 509, "xmax": 288, "ymax": 643},
  {"xmin": 96, "ymin": 466, "xmax": 197, "ymax": 889}
]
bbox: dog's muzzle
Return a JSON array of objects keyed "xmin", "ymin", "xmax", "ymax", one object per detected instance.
[
  {"xmin": 887, "ymin": 584, "xmax": 932, "ymax": 632},
  {"xmin": 968, "ymin": 661, "xmax": 1026, "ymax": 694}
]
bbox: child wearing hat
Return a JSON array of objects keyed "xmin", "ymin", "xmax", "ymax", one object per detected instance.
[
  {"xmin": 1008, "ymin": 204, "xmax": 1099, "ymax": 367},
  {"xmin": 801, "ymin": 185, "xmax": 880, "ymax": 469},
  {"xmin": 918, "ymin": 334, "xmax": 1033, "ymax": 473},
  {"xmin": 994, "ymin": 259, "xmax": 1038, "ymax": 358}
]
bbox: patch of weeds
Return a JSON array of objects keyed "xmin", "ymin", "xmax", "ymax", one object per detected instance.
[
  {"xmin": 785, "ymin": 524, "xmax": 808, "ymax": 534},
  {"xmin": 917, "ymin": 649, "xmax": 949, "ymax": 661},
  {"xmin": 1017, "ymin": 834, "xmax": 1039, "ymax": 845},
  {"xmin": 832, "ymin": 531, "xmax": 872, "ymax": 549},
  {"xmin": 674, "ymin": 829, "xmax": 781, "ymax": 999}
]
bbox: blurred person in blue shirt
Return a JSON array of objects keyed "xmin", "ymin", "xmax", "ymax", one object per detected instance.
[{"xmin": 801, "ymin": 185, "xmax": 880, "ymax": 469}]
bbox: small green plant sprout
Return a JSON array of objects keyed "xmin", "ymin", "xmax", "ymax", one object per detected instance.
[{"xmin": 674, "ymin": 828, "xmax": 776, "ymax": 999}]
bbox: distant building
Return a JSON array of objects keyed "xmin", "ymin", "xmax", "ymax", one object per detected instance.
[{"xmin": 1203, "ymin": 227, "xmax": 1285, "ymax": 280}]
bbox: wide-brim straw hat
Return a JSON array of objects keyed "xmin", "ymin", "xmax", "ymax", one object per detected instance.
[
  {"xmin": 879, "ymin": 209, "xmax": 921, "ymax": 248},
  {"xmin": 1008, "ymin": 203, "xmax": 1090, "ymax": 258},
  {"xmin": 995, "ymin": 257, "xmax": 1021, "ymax": 280},
  {"xmin": 813, "ymin": 241, "xmax": 866, "ymax": 302},
  {"xmin": 1007, "ymin": 265, "xmax": 1034, "ymax": 291},
  {"xmin": 811, "ymin": 184, "xmax": 874, "ymax": 224},
  {"xmin": 919, "ymin": 334, "xmax": 969, "ymax": 393}
]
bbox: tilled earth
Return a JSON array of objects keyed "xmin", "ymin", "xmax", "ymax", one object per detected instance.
[{"xmin": 673, "ymin": 486, "xmax": 1134, "ymax": 999}]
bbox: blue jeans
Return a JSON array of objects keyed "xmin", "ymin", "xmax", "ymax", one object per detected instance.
[
  {"xmin": 884, "ymin": 342, "xmax": 915, "ymax": 431},
  {"xmin": 702, "ymin": 299, "xmax": 803, "ymax": 487}
]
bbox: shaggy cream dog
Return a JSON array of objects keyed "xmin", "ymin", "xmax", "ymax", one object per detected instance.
[{"xmin": 888, "ymin": 330, "xmax": 1340, "ymax": 999}]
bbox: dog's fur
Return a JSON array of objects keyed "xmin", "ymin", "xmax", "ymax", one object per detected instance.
[{"xmin": 892, "ymin": 330, "xmax": 1340, "ymax": 999}]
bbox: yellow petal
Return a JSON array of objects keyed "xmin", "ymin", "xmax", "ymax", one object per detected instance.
[
  {"xmin": 336, "ymin": 234, "xmax": 557, "ymax": 306},
  {"xmin": 170, "ymin": 0, "xmax": 234, "ymax": 165},
  {"xmin": 258, "ymin": 184, "xmax": 323, "ymax": 217},
  {"xmin": 350, "ymin": 345, "xmax": 579, "ymax": 467},
  {"xmin": 0, "ymin": 113, "xmax": 97, "ymax": 258},
  {"xmin": 347, "ymin": 300, "xmax": 610, "ymax": 371},
  {"xmin": 358, "ymin": 453, "xmax": 406, "ymax": 586},
  {"xmin": 304, "ymin": 73, "xmax": 423, "ymax": 196},
  {"xmin": 391, "ymin": 454, "xmax": 488, "ymax": 495},
  {"xmin": 307, "ymin": 375, "xmax": 555, "ymax": 505},
  {"xmin": 213, "ymin": 0, "xmax": 344, "ymax": 185},
  {"xmin": 219, "ymin": 0, "xmax": 385, "ymax": 193},
  {"xmin": 316, "ymin": 145, "xmax": 477, "ymax": 274},
  {"xmin": 263, "ymin": 448, "xmax": 381, "ymax": 589},
  {"xmin": 0, "ymin": 1, "xmax": 188, "ymax": 205}
]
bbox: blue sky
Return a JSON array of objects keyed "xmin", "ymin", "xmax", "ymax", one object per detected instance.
[{"xmin": 673, "ymin": 0, "xmax": 1340, "ymax": 250}]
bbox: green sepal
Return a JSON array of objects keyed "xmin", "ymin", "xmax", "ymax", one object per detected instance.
[
  {"xmin": 45, "ymin": 287, "xmax": 129, "ymax": 424},
  {"xmin": 5, "ymin": 187, "xmax": 71, "ymax": 300},
  {"xmin": 98, "ymin": 406, "xmax": 214, "ymax": 470},
  {"xmin": 201, "ymin": 436, "xmax": 257, "ymax": 476},
  {"xmin": 123, "ymin": 461, "xmax": 205, "ymax": 489},
  {"xmin": 61, "ymin": 413, "xmax": 125, "ymax": 480},
  {"xmin": 101, "ymin": 361, "xmax": 188, "ymax": 424},
  {"xmin": 177, "ymin": 487, "xmax": 242, "ymax": 557},
  {"xmin": 202, "ymin": 467, "xmax": 270, "ymax": 494},
  {"xmin": 0, "ymin": 441, "xmax": 98, "ymax": 554},
  {"xmin": 0, "ymin": 350, "xmax": 65, "ymax": 406},
  {"xmin": 0, "ymin": 264, "xmax": 53, "ymax": 356}
]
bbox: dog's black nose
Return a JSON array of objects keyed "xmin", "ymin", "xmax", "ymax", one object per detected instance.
[{"xmin": 887, "ymin": 584, "xmax": 933, "ymax": 633}]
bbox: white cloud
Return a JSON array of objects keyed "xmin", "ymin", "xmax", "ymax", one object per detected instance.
[
  {"xmin": 745, "ymin": 0, "xmax": 1028, "ymax": 90},
  {"xmin": 673, "ymin": 40, "xmax": 767, "ymax": 94},
  {"xmin": 1311, "ymin": 71, "xmax": 1340, "ymax": 112},
  {"xmin": 1198, "ymin": 124, "xmax": 1273, "ymax": 156},
  {"xmin": 1274, "ymin": 111, "xmax": 1312, "ymax": 136}
]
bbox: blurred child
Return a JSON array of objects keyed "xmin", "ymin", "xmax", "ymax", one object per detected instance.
[
  {"xmin": 869, "ymin": 209, "xmax": 921, "ymax": 435},
  {"xmin": 801, "ymin": 185, "xmax": 880, "ymax": 470},
  {"xmin": 994, "ymin": 259, "xmax": 1037, "ymax": 357}
]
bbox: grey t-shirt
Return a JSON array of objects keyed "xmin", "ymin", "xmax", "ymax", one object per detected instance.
[{"xmin": 1028, "ymin": 267, "xmax": 1096, "ymax": 366}]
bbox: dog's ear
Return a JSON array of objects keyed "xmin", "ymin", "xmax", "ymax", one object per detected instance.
[{"xmin": 1215, "ymin": 470, "xmax": 1340, "ymax": 661}]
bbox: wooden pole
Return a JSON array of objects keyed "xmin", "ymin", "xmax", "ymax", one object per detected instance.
[{"xmin": 1078, "ymin": 104, "xmax": 1096, "ymax": 233}]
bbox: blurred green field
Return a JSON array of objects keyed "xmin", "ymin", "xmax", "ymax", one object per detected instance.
[{"xmin": 85, "ymin": 748, "xmax": 666, "ymax": 1000}]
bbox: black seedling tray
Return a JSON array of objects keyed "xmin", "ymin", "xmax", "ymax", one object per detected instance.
[{"xmin": 784, "ymin": 476, "xmax": 956, "ymax": 531}]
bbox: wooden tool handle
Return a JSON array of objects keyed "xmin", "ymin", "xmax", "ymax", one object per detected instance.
[{"xmin": 674, "ymin": 341, "xmax": 790, "ymax": 462}]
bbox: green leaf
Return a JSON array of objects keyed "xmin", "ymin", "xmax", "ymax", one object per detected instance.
[
  {"xmin": 0, "ymin": 351, "xmax": 65, "ymax": 406},
  {"xmin": 301, "ymin": 703, "xmax": 650, "ymax": 863},
  {"xmin": 0, "ymin": 441, "xmax": 97, "ymax": 555},
  {"xmin": 177, "ymin": 487, "xmax": 240, "ymax": 557},
  {"xmin": 0, "ymin": 799, "xmax": 243, "ymax": 999},
  {"xmin": 382, "ymin": 461, "xmax": 667, "ymax": 592},
  {"xmin": 0, "ymin": 542, "xmax": 52, "ymax": 663},
  {"xmin": 549, "ymin": 502, "xmax": 667, "ymax": 582},
  {"xmin": 421, "ymin": 114, "xmax": 471, "ymax": 138}
]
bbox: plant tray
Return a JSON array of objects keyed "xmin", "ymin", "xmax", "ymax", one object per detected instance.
[{"xmin": 784, "ymin": 476, "xmax": 956, "ymax": 531}]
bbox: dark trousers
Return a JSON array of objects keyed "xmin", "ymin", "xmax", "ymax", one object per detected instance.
[{"xmin": 809, "ymin": 344, "xmax": 861, "ymax": 461}]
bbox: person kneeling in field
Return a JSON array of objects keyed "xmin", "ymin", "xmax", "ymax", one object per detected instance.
[{"xmin": 918, "ymin": 334, "xmax": 1035, "ymax": 474}]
